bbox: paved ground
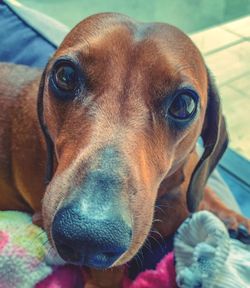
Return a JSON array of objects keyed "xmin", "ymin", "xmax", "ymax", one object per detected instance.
[{"xmin": 190, "ymin": 16, "xmax": 250, "ymax": 159}]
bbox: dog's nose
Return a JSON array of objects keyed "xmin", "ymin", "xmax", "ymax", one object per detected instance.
[{"xmin": 52, "ymin": 203, "xmax": 132, "ymax": 268}]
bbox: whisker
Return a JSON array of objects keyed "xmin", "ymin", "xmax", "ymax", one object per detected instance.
[
  {"xmin": 133, "ymin": 254, "xmax": 140, "ymax": 269},
  {"xmin": 150, "ymin": 228, "xmax": 164, "ymax": 241},
  {"xmin": 154, "ymin": 205, "xmax": 166, "ymax": 215},
  {"xmin": 147, "ymin": 235, "xmax": 164, "ymax": 254},
  {"xmin": 135, "ymin": 252, "xmax": 143, "ymax": 270},
  {"xmin": 152, "ymin": 218, "xmax": 163, "ymax": 224},
  {"xmin": 142, "ymin": 238, "xmax": 153, "ymax": 255}
]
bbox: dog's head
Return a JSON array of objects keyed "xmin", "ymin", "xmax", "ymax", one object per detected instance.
[{"xmin": 38, "ymin": 13, "xmax": 228, "ymax": 269}]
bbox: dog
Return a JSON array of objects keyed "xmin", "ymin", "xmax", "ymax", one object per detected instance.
[{"xmin": 0, "ymin": 13, "xmax": 249, "ymax": 287}]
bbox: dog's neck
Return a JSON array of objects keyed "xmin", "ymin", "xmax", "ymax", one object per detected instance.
[
  {"xmin": 153, "ymin": 150, "xmax": 199, "ymax": 238},
  {"xmin": 0, "ymin": 69, "xmax": 47, "ymax": 213}
]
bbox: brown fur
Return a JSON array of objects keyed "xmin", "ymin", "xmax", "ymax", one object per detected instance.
[{"xmin": 0, "ymin": 13, "xmax": 249, "ymax": 287}]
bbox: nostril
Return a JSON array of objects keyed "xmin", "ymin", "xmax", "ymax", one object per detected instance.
[
  {"xmin": 56, "ymin": 241, "xmax": 82, "ymax": 262},
  {"xmin": 103, "ymin": 251, "xmax": 118, "ymax": 258},
  {"xmin": 100, "ymin": 244, "xmax": 127, "ymax": 261},
  {"xmin": 59, "ymin": 242, "xmax": 74, "ymax": 254},
  {"xmin": 87, "ymin": 249, "xmax": 123, "ymax": 268}
]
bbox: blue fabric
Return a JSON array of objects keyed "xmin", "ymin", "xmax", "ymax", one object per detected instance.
[
  {"xmin": 219, "ymin": 149, "xmax": 250, "ymax": 217},
  {"xmin": 0, "ymin": 3, "xmax": 55, "ymax": 68},
  {"xmin": 219, "ymin": 167, "xmax": 250, "ymax": 218}
]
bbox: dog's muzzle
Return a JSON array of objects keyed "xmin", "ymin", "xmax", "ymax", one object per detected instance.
[{"xmin": 51, "ymin": 146, "xmax": 132, "ymax": 268}]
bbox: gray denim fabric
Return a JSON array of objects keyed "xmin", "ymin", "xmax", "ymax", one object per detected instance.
[{"xmin": 208, "ymin": 169, "xmax": 241, "ymax": 212}]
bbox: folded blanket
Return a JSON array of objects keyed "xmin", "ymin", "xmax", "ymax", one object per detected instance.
[
  {"xmin": 175, "ymin": 211, "xmax": 250, "ymax": 288},
  {"xmin": 0, "ymin": 211, "xmax": 51, "ymax": 288},
  {"xmin": 0, "ymin": 211, "xmax": 81, "ymax": 288}
]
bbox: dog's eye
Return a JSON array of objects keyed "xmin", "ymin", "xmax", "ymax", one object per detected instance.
[
  {"xmin": 55, "ymin": 65, "xmax": 77, "ymax": 91},
  {"xmin": 50, "ymin": 58, "xmax": 84, "ymax": 100},
  {"xmin": 168, "ymin": 93, "xmax": 197, "ymax": 120}
]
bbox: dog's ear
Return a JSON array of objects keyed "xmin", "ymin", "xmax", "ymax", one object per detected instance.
[
  {"xmin": 37, "ymin": 64, "xmax": 55, "ymax": 184},
  {"xmin": 186, "ymin": 69, "xmax": 229, "ymax": 212}
]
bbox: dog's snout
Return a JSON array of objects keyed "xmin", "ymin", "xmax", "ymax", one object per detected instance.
[{"xmin": 52, "ymin": 202, "xmax": 132, "ymax": 268}]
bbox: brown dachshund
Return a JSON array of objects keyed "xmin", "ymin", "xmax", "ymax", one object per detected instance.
[{"xmin": 0, "ymin": 13, "xmax": 249, "ymax": 287}]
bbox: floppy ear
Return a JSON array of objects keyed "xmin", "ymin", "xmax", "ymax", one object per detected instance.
[
  {"xmin": 186, "ymin": 69, "xmax": 229, "ymax": 212},
  {"xmin": 37, "ymin": 64, "xmax": 55, "ymax": 184}
]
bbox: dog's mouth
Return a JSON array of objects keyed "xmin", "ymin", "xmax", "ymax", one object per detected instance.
[{"xmin": 55, "ymin": 240, "xmax": 127, "ymax": 269}]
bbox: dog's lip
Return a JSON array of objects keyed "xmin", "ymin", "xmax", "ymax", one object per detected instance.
[
  {"xmin": 55, "ymin": 241, "xmax": 122, "ymax": 268},
  {"xmin": 56, "ymin": 242, "xmax": 84, "ymax": 263},
  {"xmin": 84, "ymin": 252, "xmax": 117, "ymax": 269},
  {"xmin": 58, "ymin": 252, "xmax": 117, "ymax": 269}
]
